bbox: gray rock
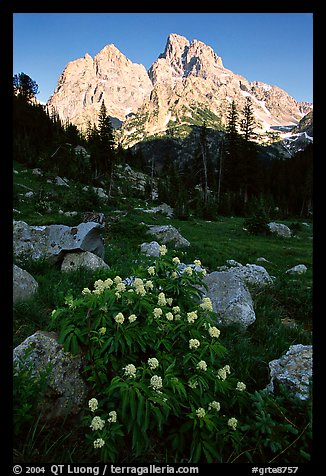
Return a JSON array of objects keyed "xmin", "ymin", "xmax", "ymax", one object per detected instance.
[
  {"xmin": 286, "ymin": 264, "xmax": 308, "ymax": 275},
  {"xmin": 13, "ymin": 264, "xmax": 38, "ymax": 303},
  {"xmin": 256, "ymin": 257, "xmax": 270, "ymax": 263},
  {"xmin": 203, "ymin": 271, "xmax": 256, "ymax": 328},
  {"xmin": 140, "ymin": 241, "xmax": 161, "ymax": 257},
  {"xmin": 13, "ymin": 220, "xmax": 105, "ymax": 262},
  {"xmin": 147, "ymin": 225, "xmax": 190, "ymax": 248},
  {"xmin": 13, "ymin": 331, "xmax": 87, "ymax": 419},
  {"xmin": 268, "ymin": 222, "xmax": 292, "ymax": 238},
  {"xmin": 266, "ymin": 344, "xmax": 312, "ymax": 400},
  {"xmin": 61, "ymin": 251, "xmax": 110, "ymax": 272},
  {"xmin": 226, "ymin": 259, "xmax": 242, "ymax": 267},
  {"xmin": 55, "ymin": 176, "xmax": 69, "ymax": 187},
  {"xmin": 229, "ymin": 264, "xmax": 274, "ymax": 288}
]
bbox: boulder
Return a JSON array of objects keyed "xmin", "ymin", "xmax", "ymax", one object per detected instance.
[
  {"xmin": 140, "ymin": 241, "xmax": 161, "ymax": 257},
  {"xmin": 268, "ymin": 222, "xmax": 292, "ymax": 238},
  {"xmin": 61, "ymin": 251, "xmax": 110, "ymax": 272},
  {"xmin": 147, "ymin": 225, "xmax": 190, "ymax": 248},
  {"xmin": 13, "ymin": 264, "xmax": 38, "ymax": 303},
  {"xmin": 13, "ymin": 331, "xmax": 88, "ymax": 419},
  {"xmin": 203, "ymin": 271, "xmax": 256, "ymax": 328},
  {"xmin": 229, "ymin": 263, "xmax": 274, "ymax": 288},
  {"xmin": 266, "ymin": 344, "xmax": 312, "ymax": 400},
  {"xmin": 13, "ymin": 220, "xmax": 105, "ymax": 262},
  {"xmin": 286, "ymin": 264, "xmax": 308, "ymax": 275}
]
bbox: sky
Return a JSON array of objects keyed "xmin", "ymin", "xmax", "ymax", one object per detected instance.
[{"xmin": 13, "ymin": 13, "xmax": 313, "ymax": 104}]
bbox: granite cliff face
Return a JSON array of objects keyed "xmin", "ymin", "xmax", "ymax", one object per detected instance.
[{"xmin": 47, "ymin": 33, "xmax": 312, "ymax": 147}]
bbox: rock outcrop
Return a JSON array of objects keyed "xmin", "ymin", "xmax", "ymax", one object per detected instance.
[
  {"xmin": 13, "ymin": 264, "xmax": 39, "ymax": 303},
  {"xmin": 147, "ymin": 224, "xmax": 190, "ymax": 248}
]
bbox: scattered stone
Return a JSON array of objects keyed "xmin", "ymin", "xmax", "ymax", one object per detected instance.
[
  {"xmin": 61, "ymin": 251, "xmax": 110, "ymax": 272},
  {"xmin": 229, "ymin": 264, "xmax": 274, "ymax": 288},
  {"xmin": 203, "ymin": 271, "xmax": 256, "ymax": 328},
  {"xmin": 268, "ymin": 222, "xmax": 292, "ymax": 238},
  {"xmin": 256, "ymin": 257, "xmax": 270, "ymax": 263},
  {"xmin": 13, "ymin": 220, "xmax": 105, "ymax": 262},
  {"xmin": 226, "ymin": 259, "xmax": 242, "ymax": 267},
  {"xmin": 140, "ymin": 241, "xmax": 161, "ymax": 257},
  {"xmin": 266, "ymin": 344, "xmax": 312, "ymax": 400},
  {"xmin": 286, "ymin": 264, "xmax": 308, "ymax": 275},
  {"xmin": 24, "ymin": 191, "xmax": 34, "ymax": 198},
  {"xmin": 13, "ymin": 331, "xmax": 87, "ymax": 419},
  {"xmin": 147, "ymin": 225, "xmax": 190, "ymax": 248},
  {"xmin": 32, "ymin": 168, "xmax": 43, "ymax": 176},
  {"xmin": 13, "ymin": 264, "xmax": 38, "ymax": 303}
]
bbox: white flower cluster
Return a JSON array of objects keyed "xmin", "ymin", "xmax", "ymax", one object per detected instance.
[
  {"xmin": 189, "ymin": 339, "xmax": 200, "ymax": 350},
  {"xmin": 99, "ymin": 327, "xmax": 106, "ymax": 335},
  {"xmin": 153, "ymin": 307, "xmax": 163, "ymax": 319},
  {"xmin": 159, "ymin": 244, "xmax": 167, "ymax": 256},
  {"xmin": 123, "ymin": 364, "xmax": 137, "ymax": 378},
  {"xmin": 90, "ymin": 416, "xmax": 105, "ymax": 431},
  {"xmin": 194, "ymin": 259, "xmax": 202, "ymax": 267},
  {"xmin": 128, "ymin": 314, "xmax": 137, "ymax": 323},
  {"xmin": 133, "ymin": 278, "xmax": 146, "ymax": 296},
  {"xmin": 196, "ymin": 360, "xmax": 207, "ymax": 371},
  {"xmin": 158, "ymin": 292, "xmax": 166, "ymax": 306},
  {"xmin": 165, "ymin": 312, "xmax": 174, "ymax": 321},
  {"xmin": 93, "ymin": 438, "xmax": 105, "ymax": 449},
  {"xmin": 217, "ymin": 365, "xmax": 231, "ymax": 381},
  {"xmin": 108, "ymin": 410, "xmax": 117, "ymax": 423},
  {"xmin": 188, "ymin": 380, "xmax": 198, "ymax": 389},
  {"xmin": 200, "ymin": 297, "xmax": 213, "ymax": 312},
  {"xmin": 88, "ymin": 398, "xmax": 98, "ymax": 412},
  {"xmin": 184, "ymin": 267, "xmax": 193, "ymax": 276},
  {"xmin": 196, "ymin": 407, "xmax": 206, "ymax": 418},
  {"xmin": 208, "ymin": 326, "xmax": 220, "ymax": 338},
  {"xmin": 236, "ymin": 381, "xmax": 246, "ymax": 392},
  {"xmin": 91, "ymin": 278, "xmax": 114, "ymax": 295},
  {"xmin": 114, "ymin": 312, "xmax": 125, "ymax": 324},
  {"xmin": 208, "ymin": 401, "xmax": 221, "ymax": 412},
  {"xmin": 150, "ymin": 375, "xmax": 163, "ymax": 391},
  {"xmin": 172, "ymin": 256, "xmax": 180, "ymax": 265},
  {"xmin": 147, "ymin": 266, "xmax": 155, "ymax": 276},
  {"xmin": 227, "ymin": 417, "xmax": 238, "ymax": 430},
  {"xmin": 187, "ymin": 310, "xmax": 198, "ymax": 324},
  {"xmin": 148, "ymin": 357, "xmax": 159, "ymax": 370}
]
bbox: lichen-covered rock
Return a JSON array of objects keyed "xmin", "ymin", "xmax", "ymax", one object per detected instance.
[
  {"xmin": 286, "ymin": 264, "xmax": 308, "ymax": 275},
  {"xmin": 268, "ymin": 222, "xmax": 292, "ymax": 238},
  {"xmin": 203, "ymin": 271, "xmax": 256, "ymax": 328},
  {"xmin": 147, "ymin": 225, "xmax": 190, "ymax": 248},
  {"xmin": 266, "ymin": 344, "xmax": 312, "ymax": 400},
  {"xmin": 61, "ymin": 251, "xmax": 110, "ymax": 272},
  {"xmin": 13, "ymin": 331, "xmax": 87, "ymax": 419},
  {"xmin": 229, "ymin": 263, "xmax": 274, "ymax": 288},
  {"xmin": 13, "ymin": 220, "xmax": 105, "ymax": 262},
  {"xmin": 13, "ymin": 264, "xmax": 38, "ymax": 303},
  {"xmin": 140, "ymin": 241, "xmax": 161, "ymax": 257}
]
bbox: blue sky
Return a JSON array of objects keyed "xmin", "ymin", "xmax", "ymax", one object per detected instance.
[{"xmin": 13, "ymin": 13, "xmax": 313, "ymax": 104}]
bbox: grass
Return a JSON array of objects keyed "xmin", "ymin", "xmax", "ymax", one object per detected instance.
[{"xmin": 12, "ymin": 161, "xmax": 313, "ymax": 463}]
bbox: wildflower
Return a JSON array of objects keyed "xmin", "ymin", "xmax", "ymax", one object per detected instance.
[
  {"xmin": 108, "ymin": 410, "xmax": 117, "ymax": 423},
  {"xmin": 165, "ymin": 312, "xmax": 174, "ymax": 321},
  {"xmin": 159, "ymin": 244, "xmax": 167, "ymax": 256},
  {"xmin": 104, "ymin": 278, "xmax": 113, "ymax": 288},
  {"xmin": 90, "ymin": 416, "xmax": 105, "ymax": 431},
  {"xmin": 88, "ymin": 398, "xmax": 98, "ymax": 412},
  {"xmin": 217, "ymin": 368, "xmax": 227, "ymax": 381},
  {"xmin": 201, "ymin": 269, "xmax": 207, "ymax": 276},
  {"xmin": 82, "ymin": 287, "xmax": 91, "ymax": 295},
  {"xmin": 227, "ymin": 417, "xmax": 238, "ymax": 431},
  {"xmin": 153, "ymin": 307, "xmax": 163, "ymax": 318},
  {"xmin": 196, "ymin": 360, "xmax": 207, "ymax": 371},
  {"xmin": 188, "ymin": 380, "xmax": 198, "ymax": 389},
  {"xmin": 128, "ymin": 314, "xmax": 137, "ymax": 323},
  {"xmin": 114, "ymin": 312, "xmax": 125, "ymax": 324},
  {"xmin": 93, "ymin": 438, "xmax": 105, "ymax": 449},
  {"xmin": 189, "ymin": 339, "xmax": 200, "ymax": 350},
  {"xmin": 145, "ymin": 280, "xmax": 154, "ymax": 290},
  {"xmin": 114, "ymin": 276, "xmax": 122, "ymax": 284},
  {"xmin": 208, "ymin": 326, "xmax": 220, "ymax": 338},
  {"xmin": 200, "ymin": 297, "xmax": 213, "ymax": 312},
  {"xmin": 134, "ymin": 278, "xmax": 146, "ymax": 296},
  {"xmin": 194, "ymin": 259, "xmax": 202, "ymax": 267},
  {"xmin": 184, "ymin": 266, "xmax": 193, "ymax": 276},
  {"xmin": 172, "ymin": 256, "xmax": 181, "ymax": 265},
  {"xmin": 187, "ymin": 311, "xmax": 198, "ymax": 323},
  {"xmin": 123, "ymin": 364, "xmax": 137, "ymax": 378},
  {"xmin": 171, "ymin": 271, "xmax": 178, "ymax": 279},
  {"xmin": 65, "ymin": 295, "xmax": 74, "ymax": 307},
  {"xmin": 158, "ymin": 292, "xmax": 166, "ymax": 306},
  {"xmin": 224, "ymin": 365, "xmax": 231, "ymax": 375},
  {"xmin": 196, "ymin": 408, "xmax": 206, "ymax": 418},
  {"xmin": 166, "ymin": 297, "xmax": 173, "ymax": 306},
  {"xmin": 208, "ymin": 401, "xmax": 221, "ymax": 411},
  {"xmin": 116, "ymin": 282, "xmax": 126, "ymax": 293},
  {"xmin": 99, "ymin": 327, "xmax": 106, "ymax": 335},
  {"xmin": 147, "ymin": 266, "xmax": 155, "ymax": 276},
  {"xmin": 236, "ymin": 381, "xmax": 246, "ymax": 392},
  {"xmin": 172, "ymin": 306, "xmax": 180, "ymax": 314},
  {"xmin": 150, "ymin": 375, "xmax": 163, "ymax": 391},
  {"xmin": 148, "ymin": 357, "xmax": 159, "ymax": 370}
]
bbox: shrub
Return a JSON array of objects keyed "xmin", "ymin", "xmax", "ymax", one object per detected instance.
[{"xmin": 50, "ymin": 247, "xmax": 248, "ymax": 462}]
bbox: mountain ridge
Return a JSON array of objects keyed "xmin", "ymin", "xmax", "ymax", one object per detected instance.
[{"xmin": 46, "ymin": 33, "xmax": 312, "ymax": 148}]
